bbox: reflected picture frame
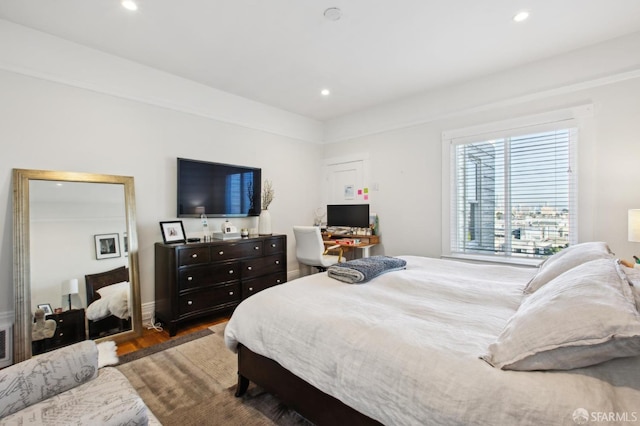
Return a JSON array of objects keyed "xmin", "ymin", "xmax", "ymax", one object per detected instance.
[
  {"xmin": 94, "ymin": 233, "xmax": 121, "ymax": 259},
  {"xmin": 160, "ymin": 220, "xmax": 187, "ymax": 244},
  {"xmin": 37, "ymin": 303, "xmax": 53, "ymax": 316}
]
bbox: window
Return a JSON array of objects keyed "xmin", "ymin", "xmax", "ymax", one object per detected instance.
[{"xmin": 442, "ymin": 107, "xmax": 586, "ymax": 262}]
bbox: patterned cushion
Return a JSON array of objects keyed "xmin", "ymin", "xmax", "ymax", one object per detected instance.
[
  {"xmin": 0, "ymin": 368, "xmax": 150, "ymax": 425},
  {"xmin": 0, "ymin": 340, "xmax": 98, "ymax": 418}
]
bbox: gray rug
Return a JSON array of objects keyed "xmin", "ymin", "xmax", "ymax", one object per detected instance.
[{"xmin": 116, "ymin": 322, "xmax": 313, "ymax": 426}]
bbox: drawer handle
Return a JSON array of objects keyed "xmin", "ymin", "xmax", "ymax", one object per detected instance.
[
  {"xmin": 187, "ymin": 300, "xmax": 193, "ymax": 305},
  {"xmin": 247, "ymin": 266, "xmax": 252, "ymax": 271},
  {"xmin": 229, "ymin": 270, "xmax": 234, "ymax": 274},
  {"xmin": 276, "ymin": 279, "xmax": 282, "ymax": 283},
  {"xmin": 219, "ymin": 250, "xmax": 224, "ymax": 255},
  {"xmin": 275, "ymin": 260, "xmax": 280, "ymax": 264},
  {"xmin": 249, "ymin": 287, "xmax": 253, "ymax": 291},
  {"xmin": 191, "ymin": 253, "xmax": 198, "ymax": 258},
  {"xmin": 254, "ymin": 246, "xmax": 260, "ymax": 250},
  {"xmin": 58, "ymin": 319, "xmax": 64, "ymax": 323},
  {"xmin": 271, "ymin": 243, "xmax": 276, "ymax": 248},
  {"xmin": 59, "ymin": 332, "xmax": 64, "ymax": 337},
  {"xmin": 229, "ymin": 291, "xmax": 234, "ymax": 296},
  {"xmin": 187, "ymin": 276, "xmax": 193, "ymax": 281}
]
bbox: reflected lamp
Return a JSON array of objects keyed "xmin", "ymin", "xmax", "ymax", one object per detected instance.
[{"xmin": 61, "ymin": 278, "xmax": 79, "ymax": 311}]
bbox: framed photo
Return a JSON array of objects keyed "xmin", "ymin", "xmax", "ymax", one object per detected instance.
[
  {"xmin": 160, "ymin": 220, "xmax": 187, "ymax": 244},
  {"xmin": 94, "ymin": 233, "xmax": 121, "ymax": 259},
  {"xmin": 123, "ymin": 232, "xmax": 129, "ymax": 257},
  {"xmin": 37, "ymin": 303, "xmax": 53, "ymax": 316}
]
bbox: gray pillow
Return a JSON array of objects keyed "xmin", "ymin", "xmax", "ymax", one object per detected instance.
[
  {"xmin": 621, "ymin": 264, "xmax": 640, "ymax": 311},
  {"xmin": 523, "ymin": 241, "xmax": 613, "ymax": 294},
  {"xmin": 483, "ymin": 258, "xmax": 640, "ymax": 371}
]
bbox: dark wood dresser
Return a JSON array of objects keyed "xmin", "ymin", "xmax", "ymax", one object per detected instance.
[
  {"xmin": 154, "ymin": 234, "xmax": 287, "ymax": 336},
  {"xmin": 32, "ymin": 308, "xmax": 86, "ymax": 355}
]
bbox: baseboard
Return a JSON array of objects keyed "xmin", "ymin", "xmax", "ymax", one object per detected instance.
[{"xmin": 141, "ymin": 301, "xmax": 155, "ymax": 326}]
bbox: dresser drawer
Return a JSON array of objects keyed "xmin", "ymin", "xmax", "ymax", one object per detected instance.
[
  {"xmin": 242, "ymin": 272, "xmax": 286, "ymax": 299},
  {"xmin": 178, "ymin": 247, "xmax": 211, "ymax": 266},
  {"xmin": 264, "ymin": 236, "xmax": 285, "ymax": 255},
  {"xmin": 242, "ymin": 253, "xmax": 285, "ymax": 279},
  {"xmin": 179, "ymin": 283, "xmax": 240, "ymax": 316},
  {"xmin": 178, "ymin": 262, "xmax": 240, "ymax": 290},
  {"xmin": 210, "ymin": 241, "xmax": 263, "ymax": 261}
]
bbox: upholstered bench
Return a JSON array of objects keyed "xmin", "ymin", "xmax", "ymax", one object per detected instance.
[{"xmin": 0, "ymin": 340, "xmax": 160, "ymax": 425}]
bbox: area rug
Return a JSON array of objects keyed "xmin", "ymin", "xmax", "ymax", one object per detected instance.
[{"xmin": 115, "ymin": 322, "xmax": 312, "ymax": 426}]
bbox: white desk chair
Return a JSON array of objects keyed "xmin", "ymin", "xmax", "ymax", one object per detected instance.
[{"xmin": 293, "ymin": 226, "xmax": 343, "ymax": 272}]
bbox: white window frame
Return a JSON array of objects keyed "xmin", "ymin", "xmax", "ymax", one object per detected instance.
[{"xmin": 441, "ymin": 105, "xmax": 592, "ymax": 265}]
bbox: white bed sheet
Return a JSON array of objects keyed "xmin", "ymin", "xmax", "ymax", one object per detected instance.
[{"xmin": 224, "ymin": 256, "xmax": 640, "ymax": 425}]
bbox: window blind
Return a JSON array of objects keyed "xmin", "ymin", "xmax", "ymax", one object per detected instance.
[{"xmin": 450, "ymin": 127, "xmax": 577, "ymax": 259}]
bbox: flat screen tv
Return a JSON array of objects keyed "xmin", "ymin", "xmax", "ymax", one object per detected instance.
[
  {"xmin": 326, "ymin": 204, "xmax": 370, "ymax": 228},
  {"xmin": 177, "ymin": 158, "xmax": 261, "ymax": 218}
]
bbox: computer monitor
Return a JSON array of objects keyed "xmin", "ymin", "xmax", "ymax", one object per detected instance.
[{"xmin": 326, "ymin": 204, "xmax": 370, "ymax": 228}]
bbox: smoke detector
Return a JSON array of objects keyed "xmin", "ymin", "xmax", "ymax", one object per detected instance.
[{"xmin": 324, "ymin": 7, "xmax": 342, "ymax": 21}]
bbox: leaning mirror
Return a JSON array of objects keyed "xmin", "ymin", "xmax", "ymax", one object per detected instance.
[{"xmin": 13, "ymin": 169, "xmax": 142, "ymax": 363}]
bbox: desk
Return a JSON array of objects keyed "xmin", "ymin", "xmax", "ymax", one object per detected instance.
[{"xmin": 322, "ymin": 233, "xmax": 380, "ymax": 258}]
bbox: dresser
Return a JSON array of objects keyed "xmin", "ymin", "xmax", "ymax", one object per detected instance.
[
  {"xmin": 154, "ymin": 234, "xmax": 287, "ymax": 336},
  {"xmin": 32, "ymin": 308, "xmax": 86, "ymax": 355}
]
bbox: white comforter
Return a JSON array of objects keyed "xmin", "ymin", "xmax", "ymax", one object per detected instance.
[{"xmin": 224, "ymin": 256, "xmax": 640, "ymax": 425}]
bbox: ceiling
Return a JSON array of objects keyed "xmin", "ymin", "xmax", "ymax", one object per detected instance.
[{"xmin": 1, "ymin": 1, "xmax": 640, "ymax": 122}]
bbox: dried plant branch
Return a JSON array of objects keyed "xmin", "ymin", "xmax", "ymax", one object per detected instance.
[{"xmin": 262, "ymin": 179, "xmax": 274, "ymax": 210}]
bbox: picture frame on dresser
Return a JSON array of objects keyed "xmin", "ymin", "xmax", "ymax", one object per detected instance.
[{"xmin": 160, "ymin": 220, "xmax": 187, "ymax": 244}]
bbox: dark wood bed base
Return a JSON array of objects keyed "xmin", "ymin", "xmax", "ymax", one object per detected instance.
[{"xmin": 235, "ymin": 344, "xmax": 382, "ymax": 425}]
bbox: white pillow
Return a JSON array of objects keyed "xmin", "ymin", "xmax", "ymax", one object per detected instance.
[
  {"xmin": 88, "ymin": 281, "xmax": 131, "ymax": 320},
  {"xmin": 86, "ymin": 298, "xmax": 111, "ymax": 321},
  {"xmin": 96, "ymin": 281, "xmax": 129, "ymax": 298},
  {"xmin": 523, "ymin": 241, "xmax": 613, "ymax": 294},
  {"xmin": 483, "ymin": 258, "xmax": 640, "ymax": 371}
]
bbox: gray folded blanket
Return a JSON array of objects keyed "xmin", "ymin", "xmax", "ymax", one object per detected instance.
[{"xmin": 327, "ymin": 255, "xmax": 407, "ymax": 284}]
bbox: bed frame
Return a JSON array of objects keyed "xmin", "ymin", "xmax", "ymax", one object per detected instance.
[
  {"xmin": 85, "ymin": 266, "xmax": 132, "ymax": 339},
  {"xmin": 235, "ymin": 344, "xmax": 382, "ymax": 425}
]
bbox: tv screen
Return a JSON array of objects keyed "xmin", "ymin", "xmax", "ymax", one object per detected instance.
[
  {"xmin": 177, "ymin": 158, "xmax": 261, "ymax": 218},
  {"xmin": 326, "ymin": 204, "xmax": 370, "ymax": 228}
]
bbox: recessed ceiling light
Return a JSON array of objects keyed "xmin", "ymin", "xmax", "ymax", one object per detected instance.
[
  {"xmin": 324, "ymin": 7, "xmax": 341, "ymax": 21},
  {"xmin": 321, "ymin": 89, "xmax": 331, "ymax": 96},
  {"xmin": 121, "ymin": 0, "xmax": 138, "ymax": 11},
  {"xmin": 513, "ymin": 11, "xmax": 529, "ymax": 22}
]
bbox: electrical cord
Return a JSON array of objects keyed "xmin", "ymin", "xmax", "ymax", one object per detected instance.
[{"xmin": 144, "ymin": 316, "xmax": 163, "ymax": 332}]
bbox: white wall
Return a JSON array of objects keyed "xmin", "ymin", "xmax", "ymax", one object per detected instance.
[
  {"xmin": 322, "ymin": 33, "xmax": 640, "ymax": 261},
  {"xmin": 0, "ymin": 22, "xmax": 324, "ymax": 316}
]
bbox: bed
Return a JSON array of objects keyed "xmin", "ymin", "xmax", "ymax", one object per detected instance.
[
  {"xmin": 224, "ymin": 243, "xmax": 640, "ymax": 425},
  {"xmin": 85, "ymin": 266, "xmax": 133, "ymax": 339}
]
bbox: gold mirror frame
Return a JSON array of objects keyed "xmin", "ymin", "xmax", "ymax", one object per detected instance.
[{"xmin": 13, "ymin": 169, "xmax": 142, "ymax": 362}]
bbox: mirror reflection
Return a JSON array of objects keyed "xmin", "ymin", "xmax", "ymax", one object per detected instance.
[
  {"xmin": 13, "ymin": 169, "xmax": 142, "ymax": 363},
  {"xmin": 29, "ymin": 181, "xmax": 131, "ymax": 354}
]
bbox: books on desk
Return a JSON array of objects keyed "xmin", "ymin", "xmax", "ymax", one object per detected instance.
[
  {"xmin": 324, "ymin": 234, "xmax": 380, "ymax": 245},
  {"xmin": 336, "ymin": 239, "xmax": 360, "ymax": 246}
]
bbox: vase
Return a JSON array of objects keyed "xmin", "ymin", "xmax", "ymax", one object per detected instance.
[{"xmin": 258, "ymin": 209, "xmax": 272, "ymax": 235}]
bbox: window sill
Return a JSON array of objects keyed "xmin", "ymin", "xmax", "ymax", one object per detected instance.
[{"xmin": 441, "ymin": 253, "xmax": 542, "ymax": 268}]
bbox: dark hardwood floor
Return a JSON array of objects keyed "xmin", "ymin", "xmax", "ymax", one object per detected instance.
[{"xmin": 116, "ymin": 314, "xmax": 230, "ymax": 356}]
